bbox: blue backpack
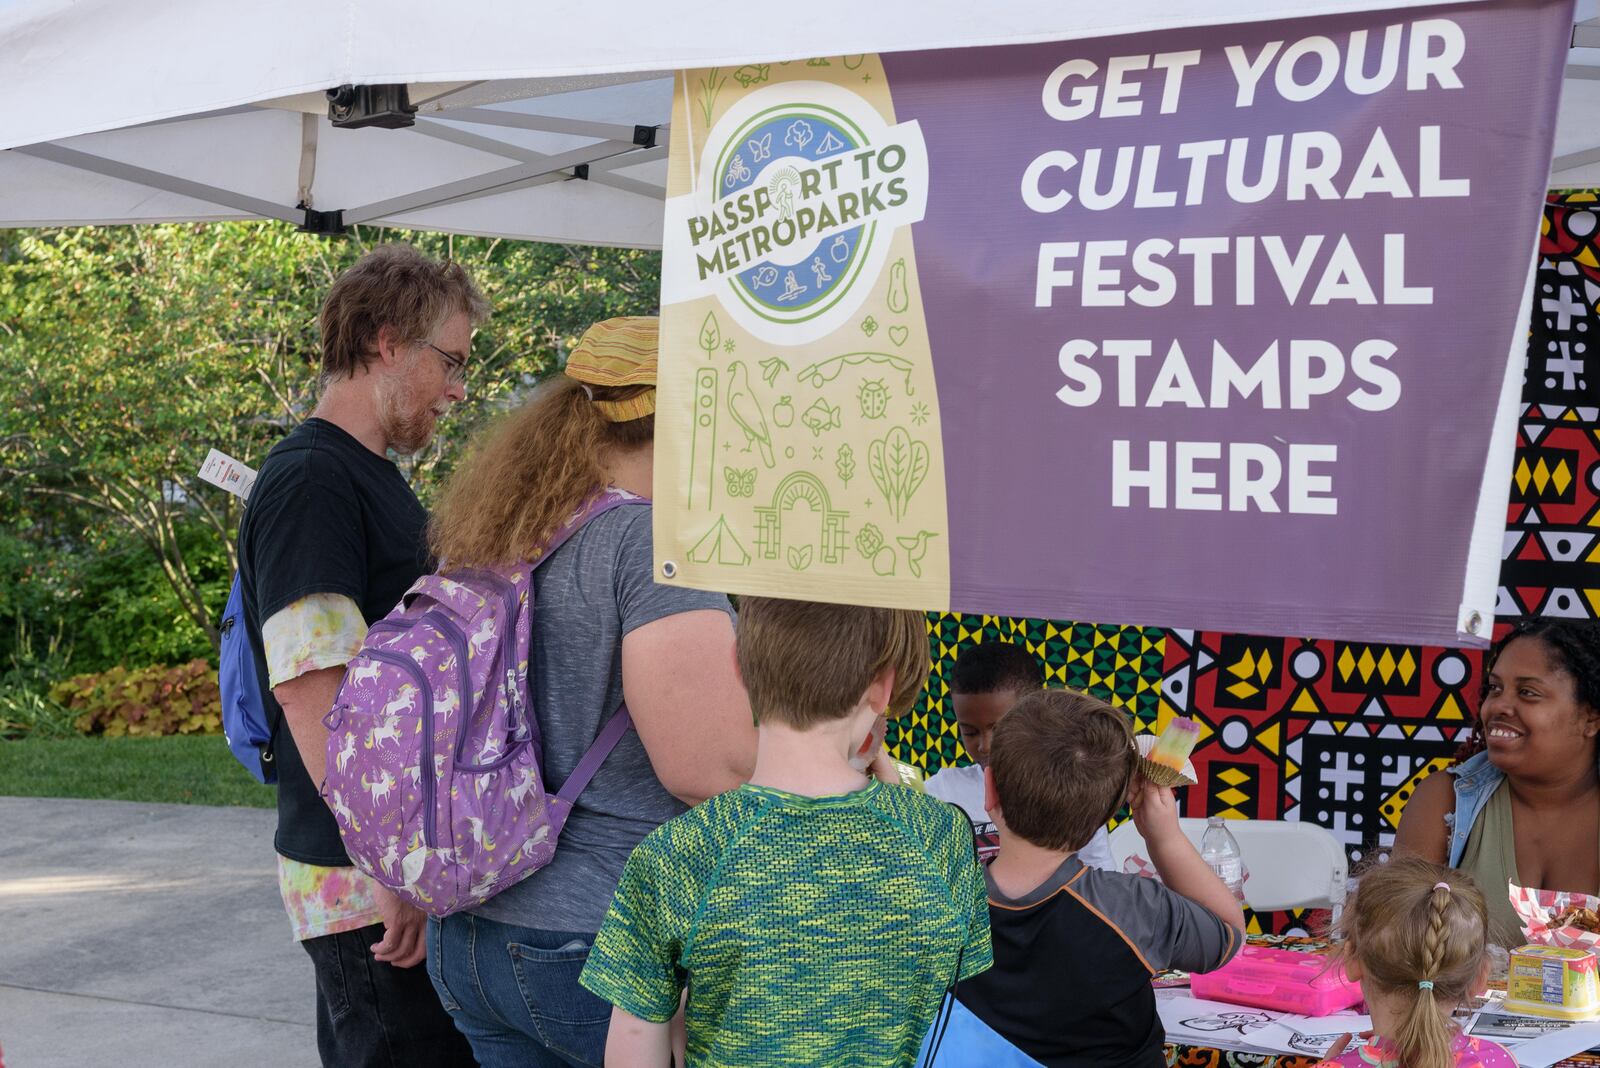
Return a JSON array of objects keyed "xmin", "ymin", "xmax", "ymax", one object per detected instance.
[
  {"xmin": 219, "ymin": 574, "xmax": 277, "ymax": 784},
  {"xmin": 916, "ymin": 993, "xmax": 1043, "ymax": 1068}
]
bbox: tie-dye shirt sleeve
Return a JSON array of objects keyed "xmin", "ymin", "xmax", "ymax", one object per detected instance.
[
  {"xmin": 277, "ymin": 856, "xmax": 383, "ymax": 942},
  {"xmin": 262, "ymin": 593, "xmax": 368, "ymax": 687}
]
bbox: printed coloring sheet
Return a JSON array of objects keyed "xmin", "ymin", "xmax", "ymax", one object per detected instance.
[{"xmin": 1157, "ymin": 993, "xmax": 1371, "ymax": 1059}]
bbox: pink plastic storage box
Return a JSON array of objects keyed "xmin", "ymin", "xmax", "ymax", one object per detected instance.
[{"xmin": 1188, "ymin": 946, "xmax": 1363, "ymax": 1016}]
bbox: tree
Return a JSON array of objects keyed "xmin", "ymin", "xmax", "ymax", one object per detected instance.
[{"xmin": 0, "ymin": 223, "xmax": 661, "ymax": 656}]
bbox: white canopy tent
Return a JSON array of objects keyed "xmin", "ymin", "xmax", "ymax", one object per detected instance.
[{"xmin": 1, "ymin": 0, "xmax": 1593, "ymax": 245}]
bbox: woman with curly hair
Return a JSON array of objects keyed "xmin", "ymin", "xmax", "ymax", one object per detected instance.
[
  {"xmin": 1395, "ymin": 618, "xmax": 1600, "ymax": 946},
  {"xmin": 423, "ymin": 316, "xmax": 756, "ymax": 1067}
]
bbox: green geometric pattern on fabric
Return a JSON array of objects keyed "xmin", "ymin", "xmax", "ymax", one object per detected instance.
[{"xmin": 888, "ymin": 613, "xmax": 1166, "ymax": 771}]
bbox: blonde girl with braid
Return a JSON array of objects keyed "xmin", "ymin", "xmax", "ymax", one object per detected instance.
[{"xmin": 1313, "ymin": 856, "xmax": 1512, "ymax": 1068}]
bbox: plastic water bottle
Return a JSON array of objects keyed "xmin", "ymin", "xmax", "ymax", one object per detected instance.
[{"xmin": 1201, "ymin": 816, "xmax": 1246, "ymax": 901}]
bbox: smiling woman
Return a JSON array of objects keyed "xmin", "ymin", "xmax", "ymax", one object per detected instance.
[{"xmin": 1394, "ymin": 620, "xmax": 1600, "ymax": 945}]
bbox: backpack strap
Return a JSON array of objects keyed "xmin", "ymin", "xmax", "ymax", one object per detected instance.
[
  {"xmin": 548, "ymin": 704, "xmax": 634, "ymax": 835},
  {"xmin": 533, "ymin": 488, "xmax": 650, "ymax": 567},
  {"xmin": 533, "ymin": 487, "xmax": 648, "ymax": 833}
]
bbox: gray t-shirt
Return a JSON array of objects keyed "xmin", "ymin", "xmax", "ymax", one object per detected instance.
[{"xmin": 471, "ymin": 503, "xmax": 734, "ymax": 933}]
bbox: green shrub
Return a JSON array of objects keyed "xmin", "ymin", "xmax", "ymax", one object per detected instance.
[
  {"xmin": 0, "ymin": 523, "xmax": 224, "ymax": 677},
  {"xmin": 51, "ymin": 659, "xmax": 223, "ymax": 737},
  {"xmin": 63, "ymin": 526, "xmax": 227, "ymax": 672},
  {"xmin": 0, "ymin": 617, "xmax": 78, "ymax": 739},
  {"xmin": 0, "ymin": 686, "xmax": 78, "ymax": 740}
]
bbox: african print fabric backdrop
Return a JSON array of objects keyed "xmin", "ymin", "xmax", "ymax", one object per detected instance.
[{"xmin": 886, "ymin": 192, "xmax": 1600, "ymax": 934}]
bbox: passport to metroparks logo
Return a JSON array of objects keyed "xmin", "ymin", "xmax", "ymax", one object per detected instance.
[{"xmin": 665, "ymin": 82, "xmax": 928, "ymax": 344}]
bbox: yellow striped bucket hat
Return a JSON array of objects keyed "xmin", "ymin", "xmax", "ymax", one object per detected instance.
[{"xmin": 563, "ymin": 316, "xmax": 658, "ymax": 422}]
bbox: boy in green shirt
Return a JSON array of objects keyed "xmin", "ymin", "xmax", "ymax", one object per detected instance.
[{"xmin": 580, "ymin": 598, "xmax": 992, "ymax": 1067}]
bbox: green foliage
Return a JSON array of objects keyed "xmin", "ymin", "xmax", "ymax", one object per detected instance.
[
  {"xmin": 0, "ymin": 222, "xmax": 661, "ymax": 683},
  {"xmin": 0, "ymin": 734, "xmax": 274, "ymax": 808},
  {"xmin": 1, "ymin": 521, "xmax": 223, "ymax": 675},
  {"xmin": 52, "ymin": 659, "xmax": 222, "ymax": 737},
  {"xmin": 0, "ymin": 617, "xmax": 77, "ymax": 739},
  {"xmin": 67, "ymin": 525, "xmax": 227, "ymax": 671}
]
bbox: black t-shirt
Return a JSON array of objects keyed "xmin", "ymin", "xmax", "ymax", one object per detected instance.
[
  {"xmin": 237, "ymin": 418, "xmax": 429, "ymax": 865},
  {"xmin": 955, "ymin": 855, "xmax": 1240, "ymax": 1067}
]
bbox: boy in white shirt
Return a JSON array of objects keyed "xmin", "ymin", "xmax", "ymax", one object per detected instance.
[{"xmin": 924, "ymin": 641, "xmax": 1116, "ymax": 870}]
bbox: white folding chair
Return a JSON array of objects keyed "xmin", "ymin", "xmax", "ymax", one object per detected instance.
[{"xmin": 1106, "ymin": 818, "xmax": 1348, "ymax": 911}]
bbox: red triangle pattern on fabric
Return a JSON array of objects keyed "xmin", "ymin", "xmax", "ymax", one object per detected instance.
[{"xmin": 1516, "ymin": 536, "xmax": 1548, "ymax": 561}]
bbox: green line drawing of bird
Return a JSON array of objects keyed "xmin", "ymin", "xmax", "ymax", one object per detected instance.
[
  {"xmin": 726, "ymin": 361, "xmax": 775, "ymax": 469},
  {"xmin": 897, "ymin": 531, "xmax": 938, "ymax": 579}
]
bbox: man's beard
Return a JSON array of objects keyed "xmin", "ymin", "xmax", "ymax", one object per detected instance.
[{"xmin": 377, "ymin": 365, "xmax": 438, "ymax": 456}]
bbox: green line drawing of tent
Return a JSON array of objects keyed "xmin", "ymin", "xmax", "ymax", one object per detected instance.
[
  {"xmin": 688, "ymin": 515, "xmax": 752, "ymax": 566},
  {"xmin": 755, "ymin": 472, "xmax": 848, "ymax": 564}
]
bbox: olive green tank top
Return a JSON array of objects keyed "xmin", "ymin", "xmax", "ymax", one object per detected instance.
[{"xmin": 1456, "ymin": 780, "xmax": 1527, "ymax": 947}]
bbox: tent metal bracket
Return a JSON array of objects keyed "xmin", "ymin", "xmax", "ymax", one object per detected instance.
[{"xmin": 297, "ymin": 206, "xmax": 347, "ymax": 235}]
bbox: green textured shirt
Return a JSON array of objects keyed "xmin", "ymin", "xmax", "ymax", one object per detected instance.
[{"xmin": 579, "ymin": 779, "xmax": 993, "ymax": 1067}]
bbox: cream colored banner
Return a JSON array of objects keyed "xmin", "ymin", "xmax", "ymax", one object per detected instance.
[{"xmin": 655, "ymin": 56, "xmax": 951, "ymax": 609}]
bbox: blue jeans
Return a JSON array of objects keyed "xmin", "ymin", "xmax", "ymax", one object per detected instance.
[{"xmin": 427, "ymin": 913, "xmax": 612, "ymax": 1068}]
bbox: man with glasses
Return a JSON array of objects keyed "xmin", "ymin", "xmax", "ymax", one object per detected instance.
[{"xmin": 235, "ymin": 244, "xmax": 488, "ymax": 1066}]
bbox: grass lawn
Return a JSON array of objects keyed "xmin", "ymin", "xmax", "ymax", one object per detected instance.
[{"xmin": 0, "ymin": 734, "xmax": 274, "ymax": 808}]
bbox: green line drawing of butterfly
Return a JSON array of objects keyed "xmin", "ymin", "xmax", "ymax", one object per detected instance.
[{"xmin": 724, "ymin": 466, "xmax": 757, "ymax": 498}]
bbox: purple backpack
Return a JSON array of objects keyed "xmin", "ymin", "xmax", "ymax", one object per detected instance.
[{"xmin": 323, "ymin": 490, "xmax": 646, "ymax": 916}]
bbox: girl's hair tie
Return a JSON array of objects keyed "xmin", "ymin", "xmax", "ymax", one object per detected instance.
[
  {"xmin": 1433, "ymin": 881, "xmax": 1451, "ymax": 893},
  {"xmin": 1418, "ymin": 980, "xmax": 1435, "ymax": 991}
]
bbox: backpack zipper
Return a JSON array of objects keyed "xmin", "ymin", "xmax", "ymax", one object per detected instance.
[
  {"xmin": 360, "ymin": 647, "xmax": 439, "ymax": 849},
  {"xmin": 450, "ymin": 569, "xmax": 528, "ymax": 744}
]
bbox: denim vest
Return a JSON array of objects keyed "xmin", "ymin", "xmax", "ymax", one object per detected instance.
[{"xmin": 1445, "ymin": 751, "xmax": 1507, "ymax": 868}]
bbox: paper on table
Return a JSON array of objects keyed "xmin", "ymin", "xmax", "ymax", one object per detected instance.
[
  {"xmin": 1157, "ymin": 994, "xmax": 1280, "ymax": 1054},
  {"xmin": 1501, "ymin": 1020, "xmax": 1600, "ymax": 1067},
  {"xmin": 1157, "ymin": 992, "xmax": 1371, "ymax": 1058},
  {"xmin": 1156, "ymin": 994, "xmax": 1369, "ymax": 1058},
  {"xmin": 1469, "ymin": 1009, "xmax": 1588, "ymax": 1045},
  {"xmin": 1254, "ymin": 1014, "xmax": 1374, "ymax": 1059}
]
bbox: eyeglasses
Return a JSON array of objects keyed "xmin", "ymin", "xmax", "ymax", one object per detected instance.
[{"xmin": 423, "ymin": 341, "xmax": 468, "ymax": 386}]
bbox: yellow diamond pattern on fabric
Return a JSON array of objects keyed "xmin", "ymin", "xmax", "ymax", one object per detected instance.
[
  {"xmin": 1337, "ymin": 647, "xmax": 1356, "ymax": 681},
  {"xmin": 1228, "ymin": 650, "xmax": 1256, "ymax": 680},
  {"xmin": 1356, "ymin": 647, "xmax": 1377, "ymax": 682},
  {"xmin": 1380, "ymin": 757, "xmax": 1453, "ymax": 830},
  {"xmin": 1554, "ymin": 459, "xmax": 1574, "ymax": 495}
]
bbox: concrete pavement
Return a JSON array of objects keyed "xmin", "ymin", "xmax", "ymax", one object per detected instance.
[{"xmin": 0, "ymin": 797, "xmax": 319, "ymax": 1068}]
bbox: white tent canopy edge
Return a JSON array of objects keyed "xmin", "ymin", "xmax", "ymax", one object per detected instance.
[{"xmin": 5, "ymin": 0, "xmax": 1593, "ymax": 246}]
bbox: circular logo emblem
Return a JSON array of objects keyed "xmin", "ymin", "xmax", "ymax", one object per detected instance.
[{"xmin": 713, "ymin": 104, "xmax": 875, "ymax": 327}]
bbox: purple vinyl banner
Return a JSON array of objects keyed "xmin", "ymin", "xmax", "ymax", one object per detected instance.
[{"xmin": 656, "ymin": 0, "xmax": 1572, "ymax": 646}]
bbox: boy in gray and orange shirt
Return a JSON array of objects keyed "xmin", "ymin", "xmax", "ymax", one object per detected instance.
[{"xmin": 956, "ymin": 690, "xmax": 1246, "ymax": 1067}]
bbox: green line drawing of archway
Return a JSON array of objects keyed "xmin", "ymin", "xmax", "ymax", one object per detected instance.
[{"xmin": 754, "ymin": 472, "xmax": 848, "ymax": 564}]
